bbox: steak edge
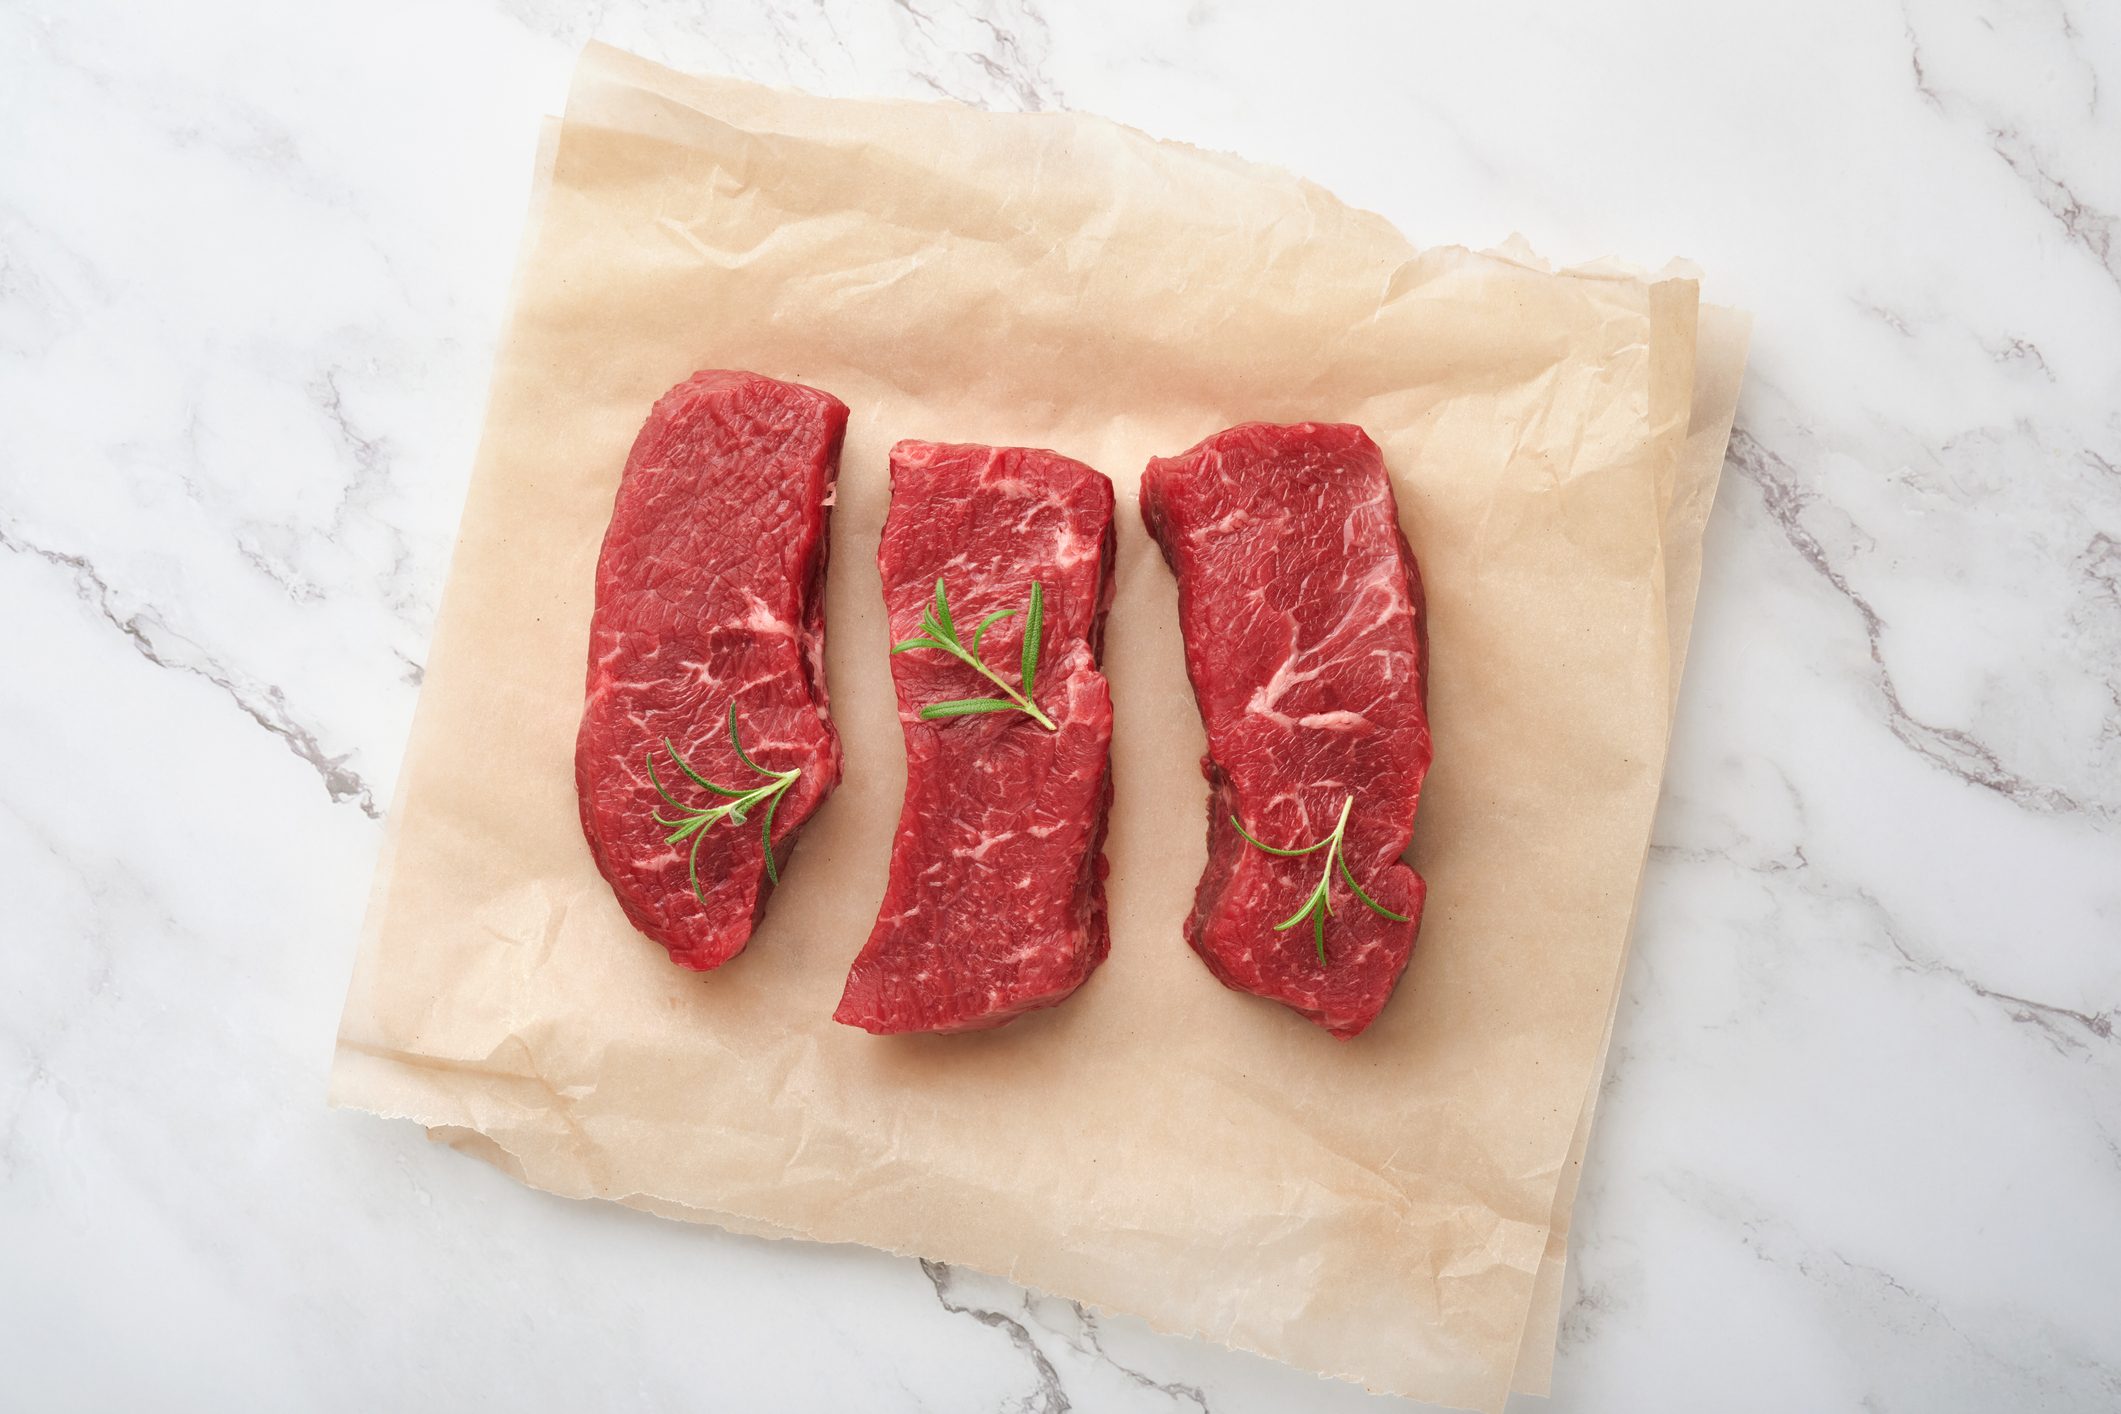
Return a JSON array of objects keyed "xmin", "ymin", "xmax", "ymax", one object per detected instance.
[
  {"xmin": 576, "ymin": 370, "xmax": 847, "ymax": 970},
  {"xmin": 1140, "ymin": 421, "xmax": 1431, "ymax": 1038}
]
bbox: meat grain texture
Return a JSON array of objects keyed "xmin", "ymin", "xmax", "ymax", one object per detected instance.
[
  {"xmin": 836, "ymin": 442, "xmax": 1116, "ymax": 1034},
  {"xmin": 576, "ymin": 370, "xmax": 847, "ymax": 970},
  {"xmin": 1141, "ymin": 422, "xmax": 1431, "ymax": 1038}
]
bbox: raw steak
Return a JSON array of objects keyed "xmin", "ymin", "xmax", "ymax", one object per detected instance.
[
  {"xmin": 576, "ymin": 370, "xmax": 847, "ymax": 970},
  {"xmin": 1140, "ymin": 422, "xmax": 1430, "ymax": 1038},
  {"xmin": 835, "ymin": 442, "xmax": 1116, "ymax": 1034}
]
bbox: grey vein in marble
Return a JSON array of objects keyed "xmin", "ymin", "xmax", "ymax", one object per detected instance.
[
  {"xmin": 1060, "ymin": 1302, "xmax": 1214, "ymax": 1414},
  {"xmin": 1903, "ymin": 0, "xmax": 2120, "ymax": 291},
  {"xmin": 921, "ymin": 1260, "xmax": 1073, "ymax": 1413},
  {"xmin": 918, "ymin": 1260, "xmax": 1223, "ymax": 1413},
  {"xmin": 1856, "ymin": 882, "xmax": 2116, "ymax": 1054},
  {"xmin": 1986, "ymin": 127, "xmax": 2119, "ymax": 288},
  {"xmin": 1649, "ymin": 767, "xmax": 2116, "ymax": 1057},
  {"xmin": 1659, "ymin": 1171, "xmax": 2121, "ymax": 1408},
  {"xmin": 1726, "ymin": 428, "xmax": 2109, "ymax": 821},
  {"xmin": 886, "ymin": 0, "xmax": 1064, "ymax": 111},
  {"xmin": 0, "ymin": 525, "xmax": 380, "ymax": 818}
]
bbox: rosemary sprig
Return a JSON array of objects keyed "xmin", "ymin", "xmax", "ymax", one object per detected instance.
[
  {"xmin": 645, "ymin": 703, "xmax": 802, "ymax": 901},
  {"xmin": 1230, "ymin": 793, "xmax": 1410, "ymax": 963},
  {"xmin": 889, "ymin": 577, "xmax": 1056, "ymax": 731}
]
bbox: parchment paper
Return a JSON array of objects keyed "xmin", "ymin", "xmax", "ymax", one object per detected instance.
[
  {"xmin": 1508, "ymin": 301, "xmax": 1751, "ymax": 1396},
  {"xmin": 332, "ymin": 44, "xmax": 1745, "ymax": 1412}
]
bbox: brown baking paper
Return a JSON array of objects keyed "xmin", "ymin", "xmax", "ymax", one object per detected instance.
[
  {"xmin": 331, "ymin": 44, "xmax": 1744, "ymax": 1412},
  {"xmin": 1508, "ymin": 299, "xmax": 1751, "ymax": 1396}
]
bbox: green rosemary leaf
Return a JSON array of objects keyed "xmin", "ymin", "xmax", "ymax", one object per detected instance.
[
  {"xmin": 645, "ymin": 753, "xmax": 690, "ymax": 812},
  {"xmin": 687, "ymin": 829, "xmax": 708, "ymax": 905},
  {"xmin": 643, "ymin": 706, "xmax": 802, "ymax": 908},
  {"xmin": 890, "ymin": 576, "xmax": 1058, "ymax": 732},
  {"xmin": 1228, "ymin": 814, "xmax": 1332, "ymax": 857},
  {"xmin": 1271, "ymin": 875, "xmax": 1322, "ymax": 932},
  {"xmin": 1338, "ymin": 851, "xmax": 1412, "ymax": 923},
  {"xmin": 1020, "ymin": 580, "xmax": 1044, "ymax": 697},
  {"xmin": 665, "ymin": 738, "xmax": 747, "ymax": 798},
  {"xmin": 918, "ymin": 697, "xmax": 1020, "ymax": 719},
  {"xmin": 759, "ymin": 790, "xmax": 784, "ymax": 885},
  {"xmin": 726, "ymin": 704, "xmax": 773, "ymax": 777},
  {"xmin": 1233, "ymin": 793, "xmax": 1405, "ymax": 963},
  {"xmin": 969, "ymin": 607, "xmax": 1019, "ymax": 657},
  {"xmin": 930, "ymin": 577, "xmax": 956, "ymax": 638}
]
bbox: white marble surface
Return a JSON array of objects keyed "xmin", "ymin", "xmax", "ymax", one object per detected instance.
[{"xmin": 4, "ymin": 1, "xmax": 2119, "ymax": 1409}]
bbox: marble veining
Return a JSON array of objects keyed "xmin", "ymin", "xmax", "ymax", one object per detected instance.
[
  {"xmin": 923, "ymin": 1260, "xmax": 1222, "ymax": 1414},
  {"xmin": 4, "ymin": 0, "xmax": 2118, "ymax": 1410},
  {"xmin": 0, "ymin": 524, "xmax": 383, "ymax": 818}
]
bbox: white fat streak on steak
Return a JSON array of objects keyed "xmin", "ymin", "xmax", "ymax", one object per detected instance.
[
  {"xmin": 834, "ymin": 442, "xmax": 1117, "ymax": 1035},
  {"xmin": 1140, "ymin": 421, "xmax": 1431, "ymax": 1039},
  {"xmin": 574, "ymin": 371, "xmax": 847, "ymax": 971}
]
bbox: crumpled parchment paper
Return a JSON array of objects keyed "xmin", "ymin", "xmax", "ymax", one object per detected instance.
[{"xmin": 331, "ymin": 44, "xmax": 1747, "ymax": 1412}]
